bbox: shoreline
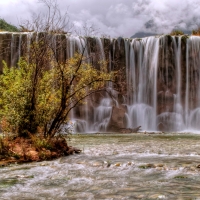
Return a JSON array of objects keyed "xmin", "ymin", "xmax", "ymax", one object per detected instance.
[{"xmin": 0, "ymin": 136, "xmax": 81, "ymax": 167}]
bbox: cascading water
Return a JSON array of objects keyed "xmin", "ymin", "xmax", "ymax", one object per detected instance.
[
  {"xmin": 92, "ymin": 98, "xmax": 113, "ymax": 131},
  {"xmin": 126, "ymin": 37, "xmax": 159, "ymax": 131},
  {"xmin": 65, "ymin": 36, "xmax": 91, "ymax": 132},
  {"xmin": 186, "ymin": 36, "xmax": 200, "ymax": 131},
  {"xmin": 2, "ymin": 32, "xmax": 200, "ymax": 132},
  {"xmin": 65, "ymin": 36, "xmax": 112, "ymax": 132}
]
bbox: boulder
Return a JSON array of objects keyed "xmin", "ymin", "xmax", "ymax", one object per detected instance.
[{"xmin": 107, "ymin": 105, "xmax": 126, "ymax": 131}]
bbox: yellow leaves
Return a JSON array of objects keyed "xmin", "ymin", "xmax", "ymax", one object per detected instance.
[
  {"xmin": 54, "ymin": 54, "xmax": 113, "ymax": 105},
  {"xmin": 0, "ymin": 51, "xmax": 115, "ymax": 135}
]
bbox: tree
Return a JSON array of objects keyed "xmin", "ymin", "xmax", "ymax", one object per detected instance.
[{"xmin": 0, "ymin": 0, "xmax": 116, "ymax": 138}]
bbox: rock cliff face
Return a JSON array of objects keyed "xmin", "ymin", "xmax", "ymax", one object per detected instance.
[{"xmin": 1, "ymin": 32, "xmax": 200, "ymax": 132}]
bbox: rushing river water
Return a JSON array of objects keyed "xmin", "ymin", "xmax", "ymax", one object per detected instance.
[{"xmin": 1, "ymin": 133, "xmax": 200, "ymax": 199}]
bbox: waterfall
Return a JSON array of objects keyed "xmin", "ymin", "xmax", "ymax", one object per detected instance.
[
  {"xmin": 2, "ymin": 32, "xmax": 200, "ymax": 132},
  {"xmin": 187, "ymin": 36, "xmax": 200, "ymax": 130},
  {"xmin": 126, "ymin": 37, "xmax": 159, "ymax": 131},
  {"xmin": 185, "ymin": 37, "xmax": 190, "ymax": 129}
]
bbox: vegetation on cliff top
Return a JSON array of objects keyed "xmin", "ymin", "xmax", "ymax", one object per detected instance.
[
  {"xmin": 169, "ymin": 29, "xmax": 185, "ymax": 36},
  {"xmin": 192, "ymin": 27, "xmax": 200, "ymax": 36},
  {"xmin": 0, "ymin": 18, "xmax": 19, "ymax": 32}
]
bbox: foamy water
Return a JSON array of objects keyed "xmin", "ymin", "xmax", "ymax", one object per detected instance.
[{"xmin": 1, "ymin": 133, "xmax": 200, "ymax": 199}]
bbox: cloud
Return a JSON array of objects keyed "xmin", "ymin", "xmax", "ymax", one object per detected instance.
[{"xmin": 1, "ymin": 0, "xmax": 200, "ymax": 37}]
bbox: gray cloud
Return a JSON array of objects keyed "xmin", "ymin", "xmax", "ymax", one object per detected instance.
[{"xmin": 1, "ymin": 0, "xmax": 200, "ymax": 37}]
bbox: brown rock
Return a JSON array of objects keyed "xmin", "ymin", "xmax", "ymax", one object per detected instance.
[{"xmin": 107, "ymin": 106, "xmax": 126, "ymax": 131}]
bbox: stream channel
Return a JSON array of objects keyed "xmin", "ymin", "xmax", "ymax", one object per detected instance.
[{"xmin": 1, "ymin": 133, "xmax": 200, "ymax": 199}]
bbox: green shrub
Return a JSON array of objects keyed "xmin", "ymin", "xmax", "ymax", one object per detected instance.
[
  {"xmin": 0, "ymin": 19, "xmax": 19, "ymax": 32},
  {"xmin": 31, "ymin": 136, "xmax": 53, "ymax": 150}
]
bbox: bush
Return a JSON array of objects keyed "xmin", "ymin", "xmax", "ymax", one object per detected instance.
[
  {"xmin": 192, "ymin": 28, "xmax": 200, "ymax": 36},
  {"xmin": 170, "ymin": 30, "xmax": 184, "ymax": 36},
  {"xmin": 0, "ymin": 19, "xmax": 19, "ymax": 32},
  {"xmin": 30, "ymin": 134, "xmax": 53, "ymax": 150},
  {"xmin": 0, "ymin": 136, "xmax": 9, "ymax": 156}
]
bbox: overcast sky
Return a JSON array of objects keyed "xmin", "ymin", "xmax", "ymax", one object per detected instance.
[{"xmin": 1, "ymin": 0, "xmax": 200, "ymax": 38}]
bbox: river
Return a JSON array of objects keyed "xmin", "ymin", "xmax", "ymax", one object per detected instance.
[{"xmin": 1, "ymin": 133, "xmax": 200, "ymax": 199}]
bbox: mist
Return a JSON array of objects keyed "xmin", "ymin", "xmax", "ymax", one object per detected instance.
[{"xmin": 1, "ymin": 0, "xmax": 199, "ymax": 37}]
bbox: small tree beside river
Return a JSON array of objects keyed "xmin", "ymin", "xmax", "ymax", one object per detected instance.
[
  {"xmin": 0, "ymin": 0, "xmax": 118, "ymax": 163},
  {"xmin": 0, "ymin": 0, "xmax": 115, "ymax": 138},
  {"xmin": 0, "ymin": 51, "xmax": 113, "ymax": 138}
]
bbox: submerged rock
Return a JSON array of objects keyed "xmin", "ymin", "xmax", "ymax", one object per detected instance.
[{"xmin": 115, "ymin": 163, "xmax": 121, "ymax": 167}]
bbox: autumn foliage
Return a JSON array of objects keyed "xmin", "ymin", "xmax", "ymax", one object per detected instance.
[{"xmin": 0, "ymin": 49, "xmax": 113, "ymax": 138}]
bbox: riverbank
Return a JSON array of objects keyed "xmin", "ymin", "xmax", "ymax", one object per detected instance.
[
  {"xmin": 1, "ymin": 133, "xmax": 200, "ymax": 199},
  {"xmin": 0, "ymin": 135, "xmax": 81, "ymax": 167},
  {"xmin": 0, "ymin": 131, "xmax": 198, "ymax": 167}
]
